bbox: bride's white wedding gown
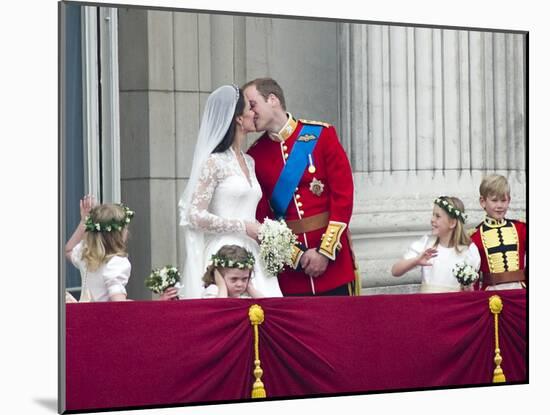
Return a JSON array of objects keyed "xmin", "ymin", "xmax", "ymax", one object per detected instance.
[{"xmin": 187, "ymin": 147, "xmax": 283, "ymax": 297}]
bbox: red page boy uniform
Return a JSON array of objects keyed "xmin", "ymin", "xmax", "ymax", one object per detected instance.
[
  {"xmin": 470, "ymin": 217, "xmax": 527, "ymax": 290},
  {"xmin": 248, "ymin": 115, "xmax": 357, "ymax": 296}
]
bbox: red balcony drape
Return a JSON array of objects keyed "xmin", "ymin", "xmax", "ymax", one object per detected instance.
[{"xmin": 65, "ymin": 289, "xmax": 526, "ymax": 412}]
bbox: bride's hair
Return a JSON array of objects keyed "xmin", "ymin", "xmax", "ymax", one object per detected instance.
[
  {"xmin": 212, "ymin": 89, "xmax": 245, "ymax": 154},
  {"xmin": 202, "ymin": 245, "xmax": 253, "ymax": 287}
]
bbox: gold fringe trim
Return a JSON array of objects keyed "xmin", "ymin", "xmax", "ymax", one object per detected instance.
[
  {"xmin": 249, "ymin": 304, "xmax": 267, "ymax": 398},
  {"xmin": 489, "ymin": 295, "xmax": 506, "ymax": 383}
]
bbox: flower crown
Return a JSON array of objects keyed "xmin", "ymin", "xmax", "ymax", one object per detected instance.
[
  {"xmin": 434, "ymin": 197, "xmax": 467, "ymax": 223},
  {"xmin": 210, "ymin": 251, "xmax": 255, "ymax": 270},
  {"xmin": 84, "ymin": 204, "xmax": 135, "ymax": 233}
]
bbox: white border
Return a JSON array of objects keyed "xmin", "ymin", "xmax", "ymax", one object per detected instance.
[{"xmin": 4, "ymin": 0, "xmax": 546, "ymax": 414}]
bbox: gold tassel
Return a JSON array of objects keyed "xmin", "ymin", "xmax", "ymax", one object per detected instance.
[
  {"xmin": 354, "ymin": 268, "xmax": 361, "ymax": 296},
  {"xmin": 249, "ymin": 304, "xmax": 267, "ymax": 398},
  {"xmin": 489, "ymin": 295, "xmax": 506, "ymax": 383},
  {"xmin": 346, "ymin": 229, "xmax": 361, "ymax": 296}
]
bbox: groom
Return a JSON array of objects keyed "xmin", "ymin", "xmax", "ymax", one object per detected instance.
[{"xmin": 244, "ymin": 78, "xmax": 358, "ymax": 296}]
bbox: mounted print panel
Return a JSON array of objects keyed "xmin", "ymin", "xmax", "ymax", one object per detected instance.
[{"xmin": 59, "ymin": 1, "xmax": 527, "ymax": 413}]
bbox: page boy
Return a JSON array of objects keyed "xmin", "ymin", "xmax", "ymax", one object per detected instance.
[{"xmin": 470, "ymin": 174, "xmax": 526, "ymax": 290}]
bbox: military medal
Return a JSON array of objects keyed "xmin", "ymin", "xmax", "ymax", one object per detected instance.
[
  {"xmin": 309, "ymin": 177, "xmax": 324, "ymax": 196},
  {"xmin": 308, "ymin": 154, "xmax": 316, "ymax": 173}
]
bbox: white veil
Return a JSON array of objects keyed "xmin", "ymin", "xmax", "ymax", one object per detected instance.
[{"xmin": 178, "ymin": 85, "xmax": 240, "ymax": 298}]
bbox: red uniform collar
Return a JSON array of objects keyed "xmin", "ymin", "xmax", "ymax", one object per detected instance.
[
  {"xmin": 268, "ymin": 113, "xmax": 298, "ymax": 142},
  {"xmin": 483, "ymin": 216, "xmax": 507, "ymax": 228}
]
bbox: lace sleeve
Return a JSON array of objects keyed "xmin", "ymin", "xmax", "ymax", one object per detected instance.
[{"xmin": 187, "ymin": 155, "xmax": 246, "ymax": 234}]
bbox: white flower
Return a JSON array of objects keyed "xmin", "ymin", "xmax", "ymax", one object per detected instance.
[
  {"xmin": 258, "ymin": 218, "xmax": 298, "ymax": 277},
  {"xmin": 145, "ymin": 265, "xmax": 180, "ymax": 294},
  {"xmin": 95, "ymin": 223, "xmax": 101, "ymax": 231},
  {"xmin": 452, "ymin": 262, "xmax": 479, "ymax": 286}
]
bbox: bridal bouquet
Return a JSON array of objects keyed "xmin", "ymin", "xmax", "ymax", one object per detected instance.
[
  {"xmin": 145, "ymin": 265, "xmax": 181, "ymax": 294},
  {"xmin": 452, "ymin": 262, "xmax": 479, "ymax": 287},
  {"xmin": 258, "ymin": 218, "xmax": 297, "ymax": 277}
]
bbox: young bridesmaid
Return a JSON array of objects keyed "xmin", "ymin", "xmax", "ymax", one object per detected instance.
[
  {"xmin": 65, "ymin": 195, "xmax": 134, "ymax": 302},
  {"xmin": 391, "ymin": 196, "xmax": 481, "ymax": 293},
  {"xmin": 202, "ymin": 245, "xmax": 263, "ymax": 298}
]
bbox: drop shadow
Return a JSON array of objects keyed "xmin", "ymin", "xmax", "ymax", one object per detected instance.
[{"xmin": 34, "ymin": 398, "xmax": 58, "ymax": 412}]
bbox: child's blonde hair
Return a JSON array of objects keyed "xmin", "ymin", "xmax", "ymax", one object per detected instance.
[
  {"xmin": 479, "ymin": 174, "xmax": 511, "ymax": 199},
  {"xmin": 202, "ymin": 245, "xmax": 254, "ymax": 288},
  {"xmin": 82, "ymin": 204, "xmax": 129, "ymax": 271},
  {"xmin": 433, "ymin": 196, "xmax": 471, "ymax": 253}
]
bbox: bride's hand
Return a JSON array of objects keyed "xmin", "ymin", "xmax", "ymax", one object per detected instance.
[{"xmin": 245, "ymin": 221, "xmax": 261, "ymax": 240}]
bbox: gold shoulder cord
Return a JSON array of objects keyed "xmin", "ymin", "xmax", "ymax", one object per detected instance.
[{"xmin": 299, "ymin": 119, "xmax": 331, "ymax": 128}]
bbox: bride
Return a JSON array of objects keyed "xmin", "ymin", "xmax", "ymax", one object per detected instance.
[{"xmin": 176, "ymin": 84, "xmax": 282, "ymax": 298}]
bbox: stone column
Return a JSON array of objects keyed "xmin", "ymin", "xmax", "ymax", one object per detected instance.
[
  {"xmin": 339, "ymin": 24, "xmax": 526, "ymax": 293},
  {"xmin": 118, "ymin": 8, "xmax": 177, "ymax": 299}
]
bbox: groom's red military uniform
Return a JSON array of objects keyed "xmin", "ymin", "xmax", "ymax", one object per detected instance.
[{"xmin": 248, "ymin": 114, "xmax": 357, "ymax": 295}]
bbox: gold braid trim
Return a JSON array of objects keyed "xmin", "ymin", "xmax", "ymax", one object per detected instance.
[
  {"xmin": 299, "ymin": 118, "xmax": 331, "ymax": 128},
  {"xmin": 318, "ymin": 221, "xmax": 347, "ymax": 260},
  {"xmin": 489, "ymin": 295, "xmax": 506, "ymax": 383},
  {"xmin": 290, "ymin": 245, "xmax": 304, "ymax": 269},
  {"xmin": 249, "ymin": 305, "xmax": 267, "ymax": 398}
]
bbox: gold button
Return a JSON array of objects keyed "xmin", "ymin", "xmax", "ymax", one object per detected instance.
[
  {"xmin": 295, "ymin": 187, "xmax": 299, "ymax": 191},
  {"xmin": 325, "ymin": 242, "xmax": 331, "ymax": 247},
  {"xmin": 299, "ymin": 210, "xmax": 304, "ymax": 215},
  {"xmin": 327, "ymin": 237, "xmax": 332, "ymax": 242},
  {"xmin": 295, "ymin": 194, "xmax": 301, "ymax": 199},
  {"xmin": 284, "ymin": 153, "xmax": 289, "ymax": 159},
  {"xmin": 297, "ymin": 202, "xmax": 303, "ymax": 207},
  {"xmin": 283, "ymin": 145, "xmax": 288, "ymax": 151}
]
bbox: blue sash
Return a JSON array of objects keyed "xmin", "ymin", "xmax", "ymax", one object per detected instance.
[{"xmin": 270, "ymin": 124, "xmax": 322, "ymax": 219}]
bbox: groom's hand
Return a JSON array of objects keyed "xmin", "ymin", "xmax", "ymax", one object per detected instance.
[
  {"xmin": 158, "ymin": 287, "xmax": 179, "ymax": 301},
  {"xmin": 301, "ymin": 249, "xmax": 329, "ymax": 278}
]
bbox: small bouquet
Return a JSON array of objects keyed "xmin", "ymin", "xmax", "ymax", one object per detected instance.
[
  {"xmin": 145, "ymin": 265, "xmax": 181, "ymax": 294},
  {"xmin": 258, "ymin": 218, "xmax": 298, "ymax": 277},
  {"xmin": 452, "ymin": 262, "xmax": 479, "ymax": 287}
]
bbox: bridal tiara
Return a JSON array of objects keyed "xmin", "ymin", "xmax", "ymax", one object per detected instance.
[{"xmin": 232, "ymin": 84, "xmax": 240, "ymax": 101}]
